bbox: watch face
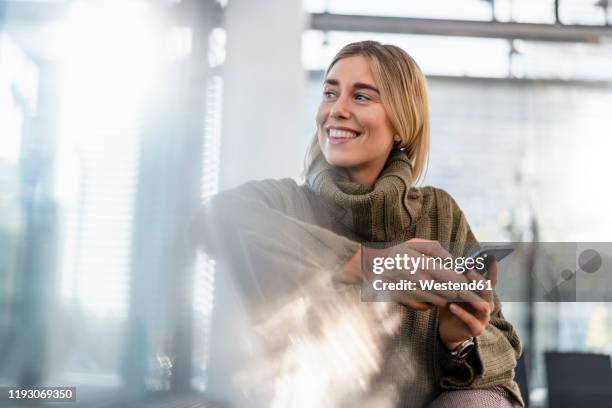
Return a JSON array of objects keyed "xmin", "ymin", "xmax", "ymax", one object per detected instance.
[
  {"xmin": 456, "ymin": 343, "xmax": 475, "ymax": 359},
  {"xmin": 451, "ymin": 338, "xmax": 475, "ymax": 359}
]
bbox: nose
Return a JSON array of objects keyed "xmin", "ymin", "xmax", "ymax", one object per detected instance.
[{"xmin": 330, "ymin": 95, "xmax": 351, "ymax": 119}]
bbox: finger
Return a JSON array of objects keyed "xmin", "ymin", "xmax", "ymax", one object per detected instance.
[
  {"xmin": 464, "ymin": 269, "xmax": 495, "ymax": 303},
  {"xmin": 464, "ymin": 299, "xmax": 492, "ymax": 320},
  {"xmin": 453, "ymin": 288, "xmax": 488, "ymax": 305},
  {"xmin": 400, "ymin": 300, "xmax": 433, "ymax": 311},
  {"xmin": 406, "ymin": 239, "xmax": 451, "ymax": 259},
  {"xmin": 407, "ymin": 289, "xmax": 449, "ymax": 308},
  {"xmin": 401, "ymin": 240, "xmax": 487, "ymax": 305},
  {"xmin": 382, "ymin": 270, "xmax": 450, "ymax": 307},
  {"xmin": 449, "ymin": 303, "xmax": 487, "ymax": 336},
  {"xmin": 420, "ymin": 280, "xmax": 475, "ymax": 303},
  {"xmin": 381, "ymin": 268, "xmax": 454, "ymax": 307},
  {"xmin": 426, "ymin": 268, "xmax": 487, "ymax": 304},
  {"xmin": 487, "ymin": 292, "xmax": 497, "ymax": 315},
  {"xmin": 381, "ymin": 271, "xmax": 450, "ymax": 307},
  {"xmin": 465, "ymin": 269, "xmax": 484, "ymax": 283}
]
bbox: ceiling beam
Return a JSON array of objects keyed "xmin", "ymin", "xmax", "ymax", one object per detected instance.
[{"xmin": 309, "ymin": 13, "xmax": 612, "ymax": 43}]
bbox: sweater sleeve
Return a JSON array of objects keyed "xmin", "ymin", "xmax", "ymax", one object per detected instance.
[
  {"xmin": 189, "ymin": 179, "xmax": 361, "ymax": 305},
  {"xmin": 433, "ymin": 189, "xmax": 524, "ymax": 406}
]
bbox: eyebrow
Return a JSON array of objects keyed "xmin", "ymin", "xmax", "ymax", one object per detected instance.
[{"xmin": 324, "ymin": 78, "xmax": 380, "ymax": 94}]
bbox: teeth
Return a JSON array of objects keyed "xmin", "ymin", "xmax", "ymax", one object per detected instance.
[{"xmin": 328, "ymin": 129, "xmax": 358, "ymax": 138}]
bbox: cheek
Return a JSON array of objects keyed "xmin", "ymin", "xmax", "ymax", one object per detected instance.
[
  {"xmin": 316, "ymin": 103, "xmax": 329, "ymax": 126},
  {"xmin": 364, "ymin": 110, "xmax": 395, "ymax": 140},
  {"xmin": 316, "ymin": 105, "xmax": 329, "ymax": 143}
]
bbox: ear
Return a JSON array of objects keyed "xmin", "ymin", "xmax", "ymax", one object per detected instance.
[{"xmin": 393, "ymin": 134, "xmax": 402, "ymax": 146}]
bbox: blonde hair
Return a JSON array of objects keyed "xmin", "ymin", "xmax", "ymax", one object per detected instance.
[{"xmin": 303, "ymin": 40, "xmax": 430, "ymax": 183}]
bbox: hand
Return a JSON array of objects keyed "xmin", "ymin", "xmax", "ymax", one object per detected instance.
[
  {"xmin": 339, "ymin": 247, "xmax": 363, "ymax": 284},
  {"xmin": 340, "ymin": 244, "xmax": 445, "ymax": 311},
  {"xmin": 394, "ymin": 238, "xmax": 498, "ymax": 348},
  {"xmin": 344, "ymin": 239, "xmax": 496, "ymax": 322},
  {"xmin": 438, "ymin": 259, "xmax": 498, "ymax": 350},
  {"xmin": 389, "ymin": 239, "xmax": 485, "ymax": 310}
]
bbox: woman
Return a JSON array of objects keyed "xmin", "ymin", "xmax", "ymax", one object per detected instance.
[{"xmin": 193, "ymin": 41, "xmax": 523, "ymax": 407}]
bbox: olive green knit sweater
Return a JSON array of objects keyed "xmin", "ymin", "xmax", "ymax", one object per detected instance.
[{"xmin": 193, "ymin": 150, "xmax": 523, "ymax": 407}]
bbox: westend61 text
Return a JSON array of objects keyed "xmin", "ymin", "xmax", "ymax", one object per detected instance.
[{"xmin": 372, "ymin": 279, "xmax": 493, "ymax": 292}]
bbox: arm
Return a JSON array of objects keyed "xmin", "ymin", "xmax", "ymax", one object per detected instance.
[
  {"xmin": 190, "ymin": 179, "xmax": 361, "ymax": 304},
  {"xmin": 432, "ymin": 189, "xmax": 523, "ymax": 402}
]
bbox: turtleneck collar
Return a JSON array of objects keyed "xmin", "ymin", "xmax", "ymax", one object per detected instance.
[{"xmin": 305, "ymin": 149, "xmax": 424, "ymax": 242}]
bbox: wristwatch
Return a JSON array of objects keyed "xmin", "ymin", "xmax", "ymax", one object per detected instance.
[{"xmin": 449, "ymin": 337, "xmax": 475, "ymax": 360}]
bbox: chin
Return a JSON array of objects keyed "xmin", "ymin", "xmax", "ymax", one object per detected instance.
[{"xmin": 323, "ymin": 153, "xmax": 359, "ymax": 168}]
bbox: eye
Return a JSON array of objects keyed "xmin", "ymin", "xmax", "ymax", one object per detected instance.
[
  {"xmin": 323, "ymin": 90, "xmax": 337, "ymax": 99},
  {"xmin": 354, "ymin": 93, "xmax": 370, "ymax": 101}
]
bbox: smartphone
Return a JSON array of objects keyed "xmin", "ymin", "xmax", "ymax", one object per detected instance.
[{"xmin": 469, "ymin": 245, "xmax": 515, "ymax": 275}]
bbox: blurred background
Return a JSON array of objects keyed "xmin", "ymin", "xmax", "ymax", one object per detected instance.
[{"xmin": 1, "ymin": 0, "xmax": 612, "ymax": 407}]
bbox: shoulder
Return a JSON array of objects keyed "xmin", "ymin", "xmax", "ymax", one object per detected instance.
[
  {"xmin": 417, "ymin": 186, "xmax": 478, "ymax": 255},
  {"xmin": 211, "ymin": 178, "xmax": 308, "ymax": 213},
  {"xmin": 414, "ymin": 186, "xmax": 465, "ymax": 217}
]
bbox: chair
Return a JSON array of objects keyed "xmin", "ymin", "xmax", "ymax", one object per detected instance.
[{"xmin": 545, "ymin": 351, "xmax": 612, "ymax": 408}]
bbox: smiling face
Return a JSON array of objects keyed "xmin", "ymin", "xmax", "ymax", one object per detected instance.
[{"xmin": 316, "ymin": 55, "xmax": 397, "ymax": 187}]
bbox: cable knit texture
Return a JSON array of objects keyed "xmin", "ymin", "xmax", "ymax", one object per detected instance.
[
  {"xmin": 306, "ymin": 149, "xmax": 424, "ymax": 242},
  {"xmin": 193, "ymin": 149, "xmax": 523, "ymax": 407}
]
